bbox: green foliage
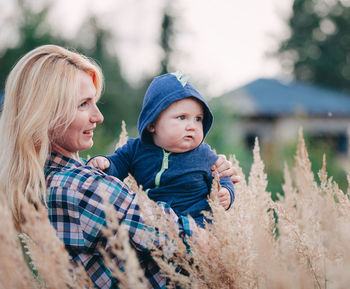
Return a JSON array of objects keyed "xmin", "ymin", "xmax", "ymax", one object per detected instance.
[
  {"xmin": 0, "ymin": 2, "xmax": 145, "ymax": 156},
  {"xmin": 159, "ymin": 2, "xmax": 176, "ymax": 75},
  {"xmin": 207, "ymin": 102, "xmax": 348, "ymax": 199},
  {"xmin": 160, "ymin": 12, "xmax": 173, "ymax": 75},
  {"xmin": 206, "ymin": 98, "xmax": 253, "ymax": 177},
  {"xmin": 277, "ymin": 0, "xmax": 350, "ymax": 93},
  {"xmin": 260, "ymin": 136, "xmax": 347, "ymax": 200},
  {"xmin": 2, "ymin": 0, "xmax": 347, "ymax": 198},
  {"xmin": 0, "ymin": 0, "xmax": 183, "ymax": 159},
  {"xmin": 80, "ymin": 126, "xmax": 115, "ymax": 160},
  {"xmin": 0, "ymin": 3, "xmax": 66, "ymax": 90},
  {"xmin": 73, "ymin": 17, "xmax": 144, "ymax": 150}
]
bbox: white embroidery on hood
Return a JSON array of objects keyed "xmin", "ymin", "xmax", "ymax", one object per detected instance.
[{"xmin": 170, "ymin": 71, "xmax": 189, "ymax": 87}]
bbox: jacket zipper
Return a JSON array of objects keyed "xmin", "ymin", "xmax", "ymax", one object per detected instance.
[{"xmin": 154, "ymin": 149, "xmax": 171, "ymax": 188}]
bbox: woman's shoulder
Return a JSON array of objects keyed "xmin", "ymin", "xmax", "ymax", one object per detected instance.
[
  {"xmin": 46, "ymin": 153, "xmax": 131, "ymax": 196},
  {"xmin": 46, "ymin": 161, "xmax": 135, "ymax": 215},
  {"xmin": 49, "ymin": 162, "xmax": 129, "ymax": 191}
]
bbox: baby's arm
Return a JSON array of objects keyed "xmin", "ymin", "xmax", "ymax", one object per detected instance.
[
  {"xmin": 215, "ymin": 187, "xmax": 232, "ymax": 210},
  {"xmin": 87, "ymin": 139, "xmax": 137, "ymax": 181},
  {"xmin": 211, "ymin": 182, "xmax": 234, "ymax": 210},
  {"xmin": 217, "ymin": 177, "xmax": 235, "ymax": 210},
  {"xmin": 203, "ymin": 144, "xmax": 235, "ymax": 210},
  {"xmin": 87, "ymin": 156, "xmax": 110, "ymax": 170}
]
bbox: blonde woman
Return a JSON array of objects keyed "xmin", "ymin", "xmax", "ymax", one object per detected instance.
[{"xmin": 0, "ymin": 45, "xmax": 236, "ymax": 289}]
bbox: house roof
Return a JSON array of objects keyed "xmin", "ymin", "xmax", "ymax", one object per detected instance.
[{"xmin": 217, "ymin": 78, "xmax": 350, "ymax": 117}]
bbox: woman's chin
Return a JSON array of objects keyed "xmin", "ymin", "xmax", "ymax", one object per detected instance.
[{"xmin": 80, "ymin": 141, "xmax": 94, "ymax": 152}]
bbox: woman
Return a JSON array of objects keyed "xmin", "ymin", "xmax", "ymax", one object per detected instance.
[{"xmin": 0, "ymin": 45, "xmax": 237, "ymax": 289}]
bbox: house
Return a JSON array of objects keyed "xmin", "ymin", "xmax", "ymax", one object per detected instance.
[{"xmin": 212, "ymin": 78, "xmax": 350, "ymax": 154}]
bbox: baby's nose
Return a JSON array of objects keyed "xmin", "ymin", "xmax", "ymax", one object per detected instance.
[{"xmin": 186, "ymin": 120, "xmax": 196, "ymax": 130}]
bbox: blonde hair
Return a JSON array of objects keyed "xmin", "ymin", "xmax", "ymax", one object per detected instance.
[{"xmin": 0, "ymin": 45, "xmax": 104, "ymax": 229}]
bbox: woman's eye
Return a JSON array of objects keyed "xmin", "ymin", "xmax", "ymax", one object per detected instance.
[
  {"xmin": 177, "ymin": 115, "xmax": 185, "ymax": 120},
  {"xmin": 79, "ymin": 101, "xmax": 88, "ymax": 109}
]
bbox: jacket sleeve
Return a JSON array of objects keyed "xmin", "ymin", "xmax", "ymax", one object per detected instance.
[
  {"xmin": 104, "ymin": 140, "xmax": 136, "ymax": 180},
  {"xmin": 219, "ymin": 176, "xmax": 235, "ymax": 210},
  {"xmin": 203, "ymin": 143, "xmax": 235, "ymax": 210}
]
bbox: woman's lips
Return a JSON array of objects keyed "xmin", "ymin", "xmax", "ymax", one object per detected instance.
[{"xmin": 83, "ymin": 128, "xmax": 95, "ymax": 135}]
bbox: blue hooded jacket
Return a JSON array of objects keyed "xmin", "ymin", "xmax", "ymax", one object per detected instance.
[{"xmin": 99, "ymin": 72, "xmax": 234, "ymax": 227}]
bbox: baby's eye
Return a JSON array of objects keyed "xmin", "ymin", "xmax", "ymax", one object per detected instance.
[
  {"xmin": 195, "ymin": 116, "xmax": 203, "ymax": 122},
  {"xmin": 177, "ymin": 115, "xmax": 185, "ymax": 120}
]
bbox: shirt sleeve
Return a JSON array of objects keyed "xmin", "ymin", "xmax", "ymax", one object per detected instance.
[
  {"xmin": 79, "ymin": 172, "xmax": 193, "ymax": 253},
  {"xmin": 48, "ymin": 177, "xmax": 125, "ymax": 288},
  {"xmin": 49, "ymin": 165, "xmax": 194, "ymax": 260},
  {"xmin": 48, "ymin": 185, "xmax": 106, "ymax": 253},
  {"xmin": 120, "ymin": 194, "xmax": 193, "ymax": 252}
]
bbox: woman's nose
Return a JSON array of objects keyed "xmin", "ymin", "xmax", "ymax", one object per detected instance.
[{"xmin": 91, "ymin": 105, "xmax": 104, "ymax": 123}]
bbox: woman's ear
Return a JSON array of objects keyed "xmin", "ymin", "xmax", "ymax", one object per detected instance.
[{"xmin": 147, "ymin": 123, "xmax": 155, "ymax": 133}]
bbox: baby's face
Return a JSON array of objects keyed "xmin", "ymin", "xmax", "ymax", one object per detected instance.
[{"xmin": 148, "ymin": 98, "xmax": 204, "ymax": 153}]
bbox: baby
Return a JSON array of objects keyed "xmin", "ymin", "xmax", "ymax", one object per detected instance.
[{"xmin": 88, "ymin": 72, "xmax": 234, "ymax": 227}]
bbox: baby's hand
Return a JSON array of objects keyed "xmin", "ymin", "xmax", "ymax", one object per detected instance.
[
  {"xmin": 214, "ymin": 188, "xmax": 231, "ymax": 210},
  {"xmin": 87, "ymin": 156, "xmax": 110, "ymax": 170}
]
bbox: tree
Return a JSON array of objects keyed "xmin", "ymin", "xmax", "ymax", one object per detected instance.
[
  {"xmin": 277, "ymin": 0, "xmax": 350, "ymax": 93},
  {"xmin": 74, "ymin": 17, "xmax": 144, "ymax": 142},
  {"xmin": 159, "ymin": 10, "xmax": 174, "ymax": 75},
  {"xmin": 0, "ymin": 1, "xmax": 66, "ymax": 90},
  {"xmin": 0, "ymin": 1, "xmax": 145, "ymax": 156}
]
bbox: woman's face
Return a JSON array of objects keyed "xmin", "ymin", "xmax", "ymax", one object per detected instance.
[{"xmin": 53, "ymin": 71, "xmax": 103, "ymax": 158}]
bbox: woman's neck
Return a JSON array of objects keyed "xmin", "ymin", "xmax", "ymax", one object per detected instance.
[{"xmin": 51, "ymin": 141, "xmax": 80, "ymax": 161}]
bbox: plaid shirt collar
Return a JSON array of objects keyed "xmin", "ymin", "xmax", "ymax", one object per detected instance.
[{"xmin": 46, "ymin": 152, "xmax": 86, "ymax": 171}]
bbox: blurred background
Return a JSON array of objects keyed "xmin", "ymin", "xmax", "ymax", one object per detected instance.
[{"xmin": 0, "ymin": 0, "xmax": 349, "ymax": 198}]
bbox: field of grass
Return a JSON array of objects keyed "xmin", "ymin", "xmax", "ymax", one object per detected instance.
[{"xmin": 1, "ymin": 129, "xmax": 349, "ymax": 289}]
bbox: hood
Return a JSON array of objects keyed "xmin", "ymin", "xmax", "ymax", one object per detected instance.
[{"xmin": 137, "ymin": 72, "xmax": 213, "ymax": 143}]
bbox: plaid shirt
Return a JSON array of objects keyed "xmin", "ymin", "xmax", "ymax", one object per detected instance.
[{"xmin": 45, "ymin": 153, "xmax": 192, "ymax": 289}]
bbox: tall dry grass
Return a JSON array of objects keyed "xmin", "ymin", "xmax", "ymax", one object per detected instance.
[
  {"xmin": 1, "ymin": 126, "xmax": 349, "ymax": 289},
  {"xmin": 0, "ymin": 195, "xmax": 93, "ymax": 288},
  {"xmin": 120, "ymin": 127, "xmax": 350, "ymax": 289}
]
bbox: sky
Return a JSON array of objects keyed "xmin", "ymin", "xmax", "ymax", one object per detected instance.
[{"xmin": 1, "ymin": 0, "xmax": 294, "ymax": 97}]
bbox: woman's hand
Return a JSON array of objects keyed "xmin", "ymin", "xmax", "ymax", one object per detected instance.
[{"xmin": 211, "ymin": 154, "xmax": 240, "ymax": 184}]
